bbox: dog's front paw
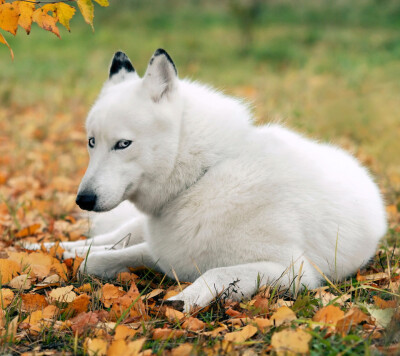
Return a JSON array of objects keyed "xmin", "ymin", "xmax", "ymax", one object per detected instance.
[
  {"xmin": 168, "ymin": 288, "xmax": 214, "ymax": 313},
  {"xmin": 79, "ymin": 252, "xmax": 129, "ymax": 279}
]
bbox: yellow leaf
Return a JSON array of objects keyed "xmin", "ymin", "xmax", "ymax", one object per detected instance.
[
  {"xmin": 0, "ymin": 259, "xmax": 21, "ymax": 284},
  {"xmin": 84, "ymin": 337, "xmax": 108, "ymax": 356},
  {"xmin": 77, "ymin": 0, "xmax": 94, "ymax": 29},
  {"xmin": 224, "ymin": 324, "xmax": 258, "ymax": 343},
  {"xmin": 0, "ymin": 288, "xmax": 14, "ymax": 308},
  {"xmin": 55, "ymin": 2, "xmax": 75, "ymax": 31},
  {"xmin": 48, "ymin": 285, "xmax": 76, "ymax": 303},
  {"xmin": 101, "ymin": 283, "xmax": 125, "ymax": 308},
  {"xmin": 271, "ymin": 328, "xmax": 312, "ymax": 355},
  {"xmin": 0, "ymin": 32, "xmax": 13, "ymax": 59},
  {"xmin": 15, "ymin": 1, "xmax": 35, "ymax": 34},
  {"xmin": 270, "ymin": 306, "xmax": 297, "ymax": 326},
  {"xmin": 32, "ymin": 5, "xmax": 60, "ymax": 38},
  {"xmin": 94, "ymin": 0, "xmax": 109, "ymax": 6},
  {"xmin": 165, "ymin": 306, "xmax": 185, "ymax": 322},
  {"xmin": 0, "ymin": 3, "xmax": 20, "ymax": 35}
]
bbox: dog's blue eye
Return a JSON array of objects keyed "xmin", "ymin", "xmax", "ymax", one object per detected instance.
[
  {"xmin": 88, "ymin": 137, "xmax": 95, "ymax": 148},
  {"xmin": 114, "ymin": 140, "xmax": 132, "ymax": 150}
]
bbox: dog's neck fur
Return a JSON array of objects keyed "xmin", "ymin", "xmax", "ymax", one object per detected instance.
[{"xmin": 130, "ymin": 80, "xmax": 252, "ymax": 216}]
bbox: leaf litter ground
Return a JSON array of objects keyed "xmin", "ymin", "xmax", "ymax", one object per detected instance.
[{"xmin": 0, "ymin": 105, "xmax": 399, "ymax": 355}]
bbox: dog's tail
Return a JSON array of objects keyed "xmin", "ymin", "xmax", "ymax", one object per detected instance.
[{"xmin": 87, "ymin": 200, "xmax": 141, "ymax": 236}]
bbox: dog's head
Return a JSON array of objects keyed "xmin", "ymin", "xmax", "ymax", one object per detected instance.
[{"xmin": 76, "ymin": 49, "xmax": 183, "ymax": 212}]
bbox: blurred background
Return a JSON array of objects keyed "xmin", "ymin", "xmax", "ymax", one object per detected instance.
[{"xmin": 0, "ymin": 0, "xmax": 399, "ymax": 207}]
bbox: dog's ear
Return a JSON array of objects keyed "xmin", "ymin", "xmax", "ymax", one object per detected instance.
[
  {"xmin": 108, "ymin": 51, "xmax": 137, "ymax": 84},
  {"xmin": 142, "ymin": 48, "xmax": 177, "ymax": 102}
]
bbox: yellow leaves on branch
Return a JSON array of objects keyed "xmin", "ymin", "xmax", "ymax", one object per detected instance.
[{"xmin": 0, "ymin": 0, "xmax": 109, "ymax": 59}]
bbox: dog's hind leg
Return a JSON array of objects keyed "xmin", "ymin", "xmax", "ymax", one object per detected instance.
[{"xmin": 168, "ymin": 260, "xmax": 321, "ymax": 312}]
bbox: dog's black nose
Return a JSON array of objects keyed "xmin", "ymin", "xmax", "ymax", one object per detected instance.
[{"xmin": 76, "ymin": 193, "xmax": 97, "ymax": 211}]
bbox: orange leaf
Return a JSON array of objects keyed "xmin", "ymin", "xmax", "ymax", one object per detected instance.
[
  {"xmin": 0, "ymin": 3, "xmax": 20, "ymax": 35},
  {"xmin": 224, "ymin": 324, "xmax": 258, "ymax": 343},
  {"xmin": 114, "ymin": 324, "xmax": 138, "ymax": 340},
  {"xmin": 21, "ymin": 293, "xmax": 48, "ymax": 312},
  {"xmin": 313, "ymin": 304, "xmax": 345, "ymax": 329},
  {"xmin": 32, "ymin": 5, "xmax": 60, "ymax": 38},
  {"xmin": 15, "ymin": 223, "xmax": 41, "ymax": 238},
  {"xmin": 0, "ymin": 31, "xmax": 13, "ymax": 59},
  {"xmin": 270, "ymin": 306, "xmax": 296, "ymax": 326},
  {"xmin": 336, "ymin": 307, "xmax": 370, "ymax": 336},
  {"xmin": 171, "ymin": 343, "xmax": 193, "ymax": 356},
  {"xmin": 373, "ymin": 296, "xmax": 398, "ymax": 309},
  {"xmin": 84, "ymin": 337, "xmax": 107, "ymax": 356},
  {"xmin": 165, "ymin": 306, "xmax": 185, "ymax": 322},
  {"xmin": 271, "ymin": 328, "xmax": 312, "ymax": 354},
  {"xmin": 0, "ymin": 259, "xmax": 21, "ymax": 284},
  {"xmin": 152, "ymin": 328, "xmax": 185, "ymax": 340},
  {"xmin": 0, "ymin": 288, "xmax": 14, "ymax": 308},
  {"xmin": 15, "ymin": 0, "xmax": 35, "ymax": 34},
  {"xmin": 182, "ymin": 316, "xmax": 205, "ymax": 331},
  {"xmin": 22, "ymin": 305, "xmax": 59, "ymax": 333},
  {"xmin": 101, "ymin": 283, "xmax": 125, "ymax": 308},
  {"xmin": 65, "ymin": 293, "xmax": 90, "ymax": 317},
  {"xmin": 107, "ymin": 338, "xmax": 146, "ymax": 356}
]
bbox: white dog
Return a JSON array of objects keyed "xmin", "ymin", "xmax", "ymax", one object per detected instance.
[{"xmin": 32, "ymin": 49, "xmax": 387, "ymax": 311}]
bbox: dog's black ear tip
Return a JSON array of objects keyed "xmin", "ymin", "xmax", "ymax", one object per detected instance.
[
  {"xmin": 151, "ymin": 48, "xmax": 177, "ymax": 75},
  {"xmin": 109, "ymin": 50, "xmax": 135, "ymax": 78}
]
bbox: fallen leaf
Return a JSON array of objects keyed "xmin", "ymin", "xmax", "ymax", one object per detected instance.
[
  {"xmin": 21, "ymin": 293, "xmax": 48, "ymax": 312},
  {"xmin": 101, "ymin": 283, "xmax": 125, "ymax": 308},
  {"xmin": 7, "ymin": 274, "xmax": 32, "ymax": 290},
  {"xmin": 373, "ymin": 296, "xmax": 398, "ymax": 309},
  {"xmin": 141, "ymin": 288, "xmax": 163, "ymax": 300},
  {"xmin": 165, "ymin": 306, "xmax": 185, "ymax": 322},
  {"xmin": 22, "ymin": 305, "xmax": 59, "ymax": 333},
  {"xmin": 203, "ymin": 325, "xmax": 228, "ymax": 337},
  {"xmin": 152, "ymin": 328, "xmax": 185, "ymax": 340},
  {"xmin": 15, "ymin": 223, "xmax": 41, "ymax": 238},
  {"xmin": 313, "ymin": 304, "xmax": 345, "ymax": 329},
  {"xmin": 182, "ymin": 317, "xmax": 205, "ymax": 331},
  {"xmin": 270, "ymin": 306, "xmax": 296, "ymax": 326},
  {"xmin": 65, "ymin": 294, "xmax": 91, "ymax": 316},
  {"xmin": 314, "ymin": 288, "xmax": 350, "ymax": 306},
  {"xmin": 171, "ymin": 343, "xmax": 193, "ymax": 356},
  {"xmin": 0, "ymin": 288, "xmax": 14, "ymax": 308},
  {"xmin": 224, "ymin": 324, "xmax": 257, "ymax": 343},
  {"xmin": 271, "ymin": 328, "xmax": 312, "ymax": 355},
  {"xmin": 114, "ymin": 324, "xmax": 138, "ymax": 340},
  {"xmin": 0, "ymin": 259, "xmax": 21, "ymax": 284},
  {"xmin": 48, "ymin": 285, "xmax": 76, "ymax": 303},
  {"xmin": 253, "ymin": 317, "xmax": 272, "ymax": 332},
  {"xmin": 336, "ymin": 307, "xmax": 369, "ymax": 335},
  {"xmin": 366, "ymin": 304, "xmax": 395, "ymax": 328},
  {"xmin": 70, "ymin": 311, "xmax": 107, "ymax": 336},
  {"xmin": 2, "ymin": 315, "xmax": 18, "ymax": 342},
  {"xmin": 107, "ymin": 337, "xmax": 146, "ymax": 356},
  {"xmin": 84, "ymin": 337, "xmax": 107, "ymax": 356}
]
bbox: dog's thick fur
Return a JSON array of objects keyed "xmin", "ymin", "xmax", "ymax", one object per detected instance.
[{"xmin": 36, "ymin": 49, "xmax": 387, "ymax": 311}]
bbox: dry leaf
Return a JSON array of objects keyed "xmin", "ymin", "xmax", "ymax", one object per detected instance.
[
  {"xmin": 101, "ymin": 283, "xmax": 125, "ymax": 308},
  {"xmin": 165, "ymin": 306, "xmax": 185, "ymax": 322},
  {"xmin": 21, "ymin": 293, "xmax": 48, "ymax": 312},
  {"xmin": 224, "ymin": 324, "xmax": 257, "ymax": 343},
  {"xmin": 7, "ymin": 274, "xmax": 32, "ymax": 290},
  {"xmin": 336, "ymin": 307, "xmax": 369, "ymax": 335},
  {"xmin": 0, "ymin": 258, "xmax": 21, "ymax": 284},
  {"xmin": 313, "ymin": 304, "xmax": 345, "ymax": 329},
  {"xmin": 270, "ymin": 306, "xmax": 296, "ymax": 326},
  {"xmin": 114, "ymin": 324, "xmax": 138, "ymax": 340},
  {"xmin": 152, "ymin": 328, "xmax": 185, "ymax": 340},
  {"xmin": 0, "ymin": 288, "xmax": 14, "ymax": 308},
  {"xmin": 84, "ymin": 337, "xmax": 108, "ymax": 356},
  {"xmin": 65, "ymin": 294, "xmax": 91, "ymax": 316},
  {"xmin": 373, "ymin": 296, "xmax": 398, "ymax": 309},
  {"xmin": 271, "ymin": 328, "xmax": 312, "ymax": 355},
  {"xmin": 182, "ymin": 317, "xmax": 205, "ymax": 331},
  {"xmin": 171, "ymin": 343, "xmax": 193, "ymax": 356},
  {"xmin": 15, "ymin": 223, "xmax": 41, "ymax": 238},
  {"xmin": 23, "ymin": 305, "xmax": 59, "ymax": 333},
  {"xmin": 252, "ymin": 317, "xmax": 272, "ymax": 332},
  {"xmin": 48, "ymin": 285, "xmax": 76, "ymax": 303}
]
